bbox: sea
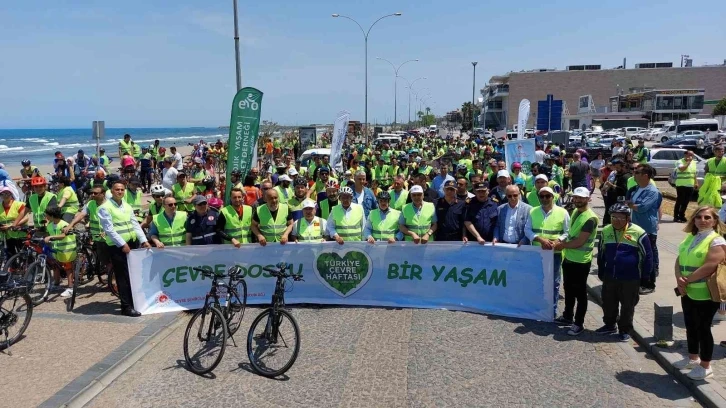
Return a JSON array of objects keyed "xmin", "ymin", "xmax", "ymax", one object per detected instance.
[{"xmin": 0, "ymin": 127, "xmax": 228, "ymax": 165}]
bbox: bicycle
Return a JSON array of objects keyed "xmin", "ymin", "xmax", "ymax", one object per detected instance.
[
  {"xmin": 68, "ymin": 230, "xmax": 97, "ymax": 312},
  {"xmin": 183, "ymin": 265, "xmax": 248, "ymax": 375},
  {"xmin": 246, "ymin": 262, "xmax": 303, "ymax": 378},
  {"xmin": 24, "ymin": 232, "xmax": 82, "ymax": 307},
  {"xmin": 1, "ymin": 226, "xmax": 45, "ymax": 282},
  {"xmin": 0, "ymin": 275, "xmax": 33, "ymax": 353}
]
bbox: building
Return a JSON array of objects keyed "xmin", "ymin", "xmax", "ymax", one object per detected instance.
[{"xmin": 480, "ymin": 61, "xmax": 726, "ymax": 130}]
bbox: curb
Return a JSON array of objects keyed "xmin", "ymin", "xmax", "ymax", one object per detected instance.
[
  {"xmin": 39, "ymin": 312, "xmax": 184, "ymax": 408},
  {"xmin": 586, "ymin": 275, "xmax": 726, "ymax": 408}
]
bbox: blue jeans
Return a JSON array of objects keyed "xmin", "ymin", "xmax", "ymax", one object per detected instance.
[{"xmin": 554, "ymin": 252, "xmax": 562, "ymax": 318}]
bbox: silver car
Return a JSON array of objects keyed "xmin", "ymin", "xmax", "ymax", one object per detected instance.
[{"xmin": 649, "ymin": 148, "xmax": 705, "ymax": 185}]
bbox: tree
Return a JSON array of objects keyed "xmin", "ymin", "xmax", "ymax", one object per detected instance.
[
  {"xmin": 460, "ymin": 101, "xmax": 479, "ymax": 131},
  {"xmin": 713, "ymin": 97, "xmax": 726, "ymax": 117}
]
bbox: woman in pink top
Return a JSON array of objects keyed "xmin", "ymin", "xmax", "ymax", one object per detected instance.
[{"xmin": 121, "ymin": 152, "xmax": 136, "ymax": 178}]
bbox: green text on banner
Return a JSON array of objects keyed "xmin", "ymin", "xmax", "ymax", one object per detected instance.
[{"xmin": 225, "ymin": 87, "xmax": 263, "ymax": 201}]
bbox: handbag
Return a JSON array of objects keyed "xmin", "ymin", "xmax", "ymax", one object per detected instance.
[{"xmin": 707, "ymin": 261, "xmax": 726, "ymax": 302}]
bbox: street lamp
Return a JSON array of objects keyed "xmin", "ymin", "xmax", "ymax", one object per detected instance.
[
  {"xmin": 472, "ymin": 62, "xmax": 478, "ymax": 130},
  {"xmin": 332, "ymin": 12, "xmax": 402, "ymax": 140},
  {"xmin": 400, "ymin": 76, "xmax": 427, "ymax": 127},
  {"xmin": 376, "ymin": 57, "xmax": 418, "ymax": 128}
]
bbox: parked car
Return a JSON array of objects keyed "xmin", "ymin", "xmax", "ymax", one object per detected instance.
[
  {"xmin": 649, "ymin": 148, "xmax": 705, "ymax": 186},
  {"xmin": 565, "ymin": 140, "xmax": 611, "ymax": 158},
  {"xmin": 659, "ymin": 130, "xmax": 705, "ymax": 142},
  {"xmin": 652, "ymin": 137, "xmax": 709, "ymax": 157}
]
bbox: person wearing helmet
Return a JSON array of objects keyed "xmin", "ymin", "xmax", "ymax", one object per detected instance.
[
  {"xmin": 251, "ymin": 187, "xmax": 293, "ymax": 246},
  {"xmin": 317, "ymin": 180, "xmax": 339, "ymax": 220},
  {"xmin": 291, "ymin": 199, "xmax": 326, "ymax": 243},
  {"xmin": 311, "ymin": 167, "xmax": 336, "ymax": 199},
  {"xmin": 525, "ymin": 185, "xmax": 570, "ymax": 321},
  {"xmin": 364, "ymin": 190, "xmax": 402, "ymax": 243},
  {"xmin": 274, "ymin": 175, "xmax": 293, "ymax": 204},
  {"xmin": 138, "ymin": 145, "xmax": 153, "ymax": 193},
  {"xmin": 65, "ymin": 183, "xmax": 109, "ymax": 271},
  {"xmin": 287, "ymin": 177, "xmax": 309, "ymax": 222},
  {"xmin": 326, "ymin": 186, "xmax": 365, "ymax": 244},
  {"xmin": 97, "ymin": 148, "xmax": 112, "ymax": 168},
  {"xmin": 0, "ymin": 186, "xmax": 27, "ymax": 257},
  {"xmin": 546, "ymin": 154, "xmax": 564, "ymax": 187},
  {"xmin": 141, "ymin": 185, "xmax": 169, "ymax": 229},
  {"xmin": 596, "ymin": 202, "xmax": 653, "ymax": 343},
  {"xmin": 553, "ymin": 187, "xmax": 599, "ymax": 336},
  {"xmin": 20, "ymin": 159, "xmax": 38, "ymax": 180},
  {"xmin": 399, "ymin": 185, "xmax": 437, "ymax": 244}
]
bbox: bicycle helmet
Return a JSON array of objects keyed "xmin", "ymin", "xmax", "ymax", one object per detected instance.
[
  {"xmin": 21, "ymin": 159, "xmax": 31, "ymax": 167},
  {"xmin": 609, "ymin": 202, "xmax": 631, "ymax": 216},
  {"xmin": 325, "ymin": 179, "xmax": 339, "ymax": 189},
  {"xmin": 293, "ymin": 177, "xmax": 307, "ymax": 187},
  {"xmin": 457, "ymin": 163, "xmax": 467, "ymax": 172},
  {"xmin": 158, "ymin": 147, "xmax": 166, "ymax": 155},
  {"xmin": 207, "ymin": 197, "xmax": 223, "ymax": 210},
  {"xmin": 339, "ymin": 186, "xmax": 353, "ymax": 196},
  {"xmin": 31, "ymin": 176, "xmax": 46, "ymax": 186},
  {"xmin": 377, "ymin": 191, "xmax": 391, "ymax": 201},
  {"xmin": 150, "ymin": 184, "xmax": 166, "ymax": 196}
]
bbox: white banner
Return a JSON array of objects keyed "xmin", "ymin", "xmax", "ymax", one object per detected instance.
[
  {"xmin": 517, "ymin": 99, "xmax": 530, "ymax": 140},
  {"xmin": 128, "ymin": 242, "xmax": 555, "ymax": 322},
  {"xmin": 330, "ymin": 111, "xmax": 350, "ymax": 172}
]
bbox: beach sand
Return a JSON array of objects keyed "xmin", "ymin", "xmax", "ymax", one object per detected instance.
[{"xmin": 4, "ymin": 144, "xmax": 196, "ymax": 210}]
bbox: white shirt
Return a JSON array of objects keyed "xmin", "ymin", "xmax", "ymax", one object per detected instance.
[
  {"xmin": 162, "ymin": 166, "xmax": 178, "ymax": 190},
  {"xmin": 534, "ymin": 150, "xmax": 546, "ymax": 164},
  {"xmin": 326, "ymin": 203, "xmax": 366, "ymax": 238},
  {"xmin": 503, "ymin": 201, "xmax": 520, "ymax": 243},
  {"xmin": 612, "ymin": 146, "xmax": 624, "ymax": 156},
  {"xmin": 97, "ymin": 199, "xmax": 148, "ymax": 247},
  {"xmin": 173, "ymin": 152, "xmax": 184, "ymax": 170}
]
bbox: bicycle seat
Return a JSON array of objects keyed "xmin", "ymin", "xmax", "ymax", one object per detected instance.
[{"xmin": 192, "ymin": 267, "xmax": 225, "ymax": 279}]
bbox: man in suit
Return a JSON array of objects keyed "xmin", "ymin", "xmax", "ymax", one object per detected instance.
[{"xmin": 493, "ymin": 185, "xmax": 532, "ymax": 245}]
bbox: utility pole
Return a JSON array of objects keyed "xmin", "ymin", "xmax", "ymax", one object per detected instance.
[
  {"xmin": 471, "ymin": 62, "xmax": 478, "ymax": 131},
  {"xmin": 232, "ymin": 0, "xmax": 242, "ymax": 90}
]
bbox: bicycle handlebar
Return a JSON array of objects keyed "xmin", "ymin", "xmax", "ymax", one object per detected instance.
[{"xmin": 192, "ymin": 267, "xmax": 227, "ymax": 279}]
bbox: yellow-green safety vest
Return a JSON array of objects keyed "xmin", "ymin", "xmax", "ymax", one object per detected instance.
[
  {"xmin": 172, "ymin": 183, "xmax": 195, "ymax": 212},
  {"xmin": 369, "ymin": 208, "xmax": 401, "ymax": 241},
  {"xmin": 331, "ymin": 204, "xmax": 364, "ymax": 241},
  {"xmin": 86, "ymin": 200, "xmax": 105, "ymax": 242},
  {"xmin": 707, "ymin": 157, "xmax": 726, "ymax": 180},
  {"xmin": 675, "ymin": 159, "xmax": 696, "ymax": 187},
  {"xmin": 132, "ymin": 143, "xmax": 141, "ymax": 158},
  {"xmin": 564, "ymin": 208, "xmax": 599, "ymax": 263},
  {"xmin": 29, "ymin": 192, "xmax": 56, "ymax": 227},
  {"xmin": 319, "ymin": 199, "xmax": 332, "ymax": 219},
  {"xmin": 389, "ymin": 189, "xmax": 409, "ymax": 211},
  {"xmin": 402, "ymin": 202, "xmax": 435, "ymax": 242},
  {"xmin": 257, "ymin": 204, "xmax": 289, "ymax": 242},
  {"xmin": 678, "ymin": 231, "xmax": 719, "ymax": 301},
  {"xmin": 530, "ymin": 206, "xmax": 568, "ymax": 254},
  {"xmin": 60, "ymin": 186, "xmax": 79, "ymax": 215},
  {"xmin": 124, "ymin": 189, "xmax": 143, "ymax": 220},
  {"xmin": 275, "ymin": 185, "xmax": 293, "ymax": 204},
  {"xmin": 47, "ymin": 220, "xmax": 77, "ymax": 263},
  {"xmin": 100, "ymin": 200, "xmax": 137, "ymax": 246},
  {"xmin": 220, "ymin": 205, "xmax": 251, "ymax": 244},
  {"xmin": 119, "ymin": 139, "xmax": 132, "ymax": 155},
  {"xmin": 296, "ymin": 217, "xmax": 324, "ymax": 241},
  {"xmin": 153, "ymin": 211, "xmax": 187, "ymax": 246},
  {"xmin": 0, "ymin": 201, "xmax": 25, "ymax": 239}
]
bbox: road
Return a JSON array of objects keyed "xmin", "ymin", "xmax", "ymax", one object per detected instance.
[{"xmin": 86, "ymin": 302, "xmax": 700, "ymax": 407}]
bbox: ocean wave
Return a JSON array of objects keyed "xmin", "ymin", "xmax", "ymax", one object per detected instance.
[
  {"xmin": 20, "ymin": 138, "xmax": 50, "ymax": 143},
  {"xmin": 44, "ymin": 142, "xmax": 60, "ymax": 146},
  {"xmin": 0, "ymin": 145, "xmax": 24, "ymax": 152}
]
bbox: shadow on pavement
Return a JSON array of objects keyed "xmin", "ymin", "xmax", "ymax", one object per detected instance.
[
  {"xmin": 70, "ymin": 301, "xmax": 121, "ymax": 316},
  {"xmin": 616, "ymin": 370, "xmax": 695, "ymax": 401},
  {"xmin": 164, "ymin": 359, "xmax": 217, "ymax": 379},
  {"xmin": 488, "ymin": 314, "xmax": 622, "ymax": 344},
  {"xmin": 234, "ymin": 362, "xmax": 290, "ymax": 381}
]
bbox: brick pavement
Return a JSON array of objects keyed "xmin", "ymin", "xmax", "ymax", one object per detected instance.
[{"xmin": 87, "ymin": 304, "xmax": 700, "ymax": 408}]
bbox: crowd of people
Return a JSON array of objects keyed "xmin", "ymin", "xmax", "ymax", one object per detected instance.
[{"xmin": 3, "ymin": 128, "xmax": 726, "ymax": 380}]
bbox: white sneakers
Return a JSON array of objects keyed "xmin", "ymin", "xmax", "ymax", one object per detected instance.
[
  {"xmin": 674, "ymin": 357, "xmax": 701, "ymax": 370},
  {"xmin": 60, "ymin": 288, "xmax": 73, "ymax": 298},
  {"xmin": 674, "ymin": 357, "xmax": 714, "ymax": 380},
  {"xmin": 687, "ymin": 365, "xmax": 714, "ymax": 380}
]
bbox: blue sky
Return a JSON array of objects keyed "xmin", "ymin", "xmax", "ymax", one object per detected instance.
[{"xmin": 1, "ymin": 0, "xmax": 723, "ymax": 128}]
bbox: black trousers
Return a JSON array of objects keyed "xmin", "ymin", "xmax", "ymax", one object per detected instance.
[
  {"xmin": 674, "ymin": 186, "xmax": 694, "ymax": 220},
  {"xmin": 106, "ymin": 240, "xmax": 138, "ymax": 310},
  {"xmin": 681, "ymin": 295, "xmax": 719, "ymax": 361},
  {"xmin": 93, "ymin": 241, "xmax": 110, "ymax": 277},
  {"xmin": 562, "ymin": 259, "xmax": 591, "ymax": 326},
  {"xmin": 641, "ymin": 234, "xmax": 659, "ymax": 289},
  {"xmin": 5, "ymin": 238, "xmax": 24, "ymax": 258},
  {"xmin": 601, "ymin": 279, "xmax": 640, "ymax": 334}
]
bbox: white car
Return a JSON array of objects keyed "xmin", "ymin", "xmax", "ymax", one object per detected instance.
[{"xmin": 659, "ymin": 130, "xmax": 705, "ymax": 142}]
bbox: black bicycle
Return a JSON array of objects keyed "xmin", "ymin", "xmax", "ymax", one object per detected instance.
[
  {"xmin": 183, "ymin": 265, "xmax": 248, "ymax": 375},
  {"xmin": 0, "ymin": 275, "xmax": 33, "ymax": 353},
  {"xmin": 246, "ymin": 262, "xmax": 303, "ymax": 378}
]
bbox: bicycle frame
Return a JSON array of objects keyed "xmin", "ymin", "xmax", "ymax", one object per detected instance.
[{"xmin": 196, "ymin": 271, "xmax": 242, "ymax": 341}]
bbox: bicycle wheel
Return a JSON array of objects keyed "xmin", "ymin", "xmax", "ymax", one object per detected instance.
[
  {"xmin": 69, "ymin": 256, "xmax": 85, "ymax": 312},
  {"xmin": 0, "ymin": 292, "xmax": 33, "ymax": 351},
  {"xmin": 183, "ymin": 306, "xmax": 227, "ymax": 375},
  {"xmin": 25, "ymin": 261, "xmax": 51, "ymax": 306},
  {"xmin": 75, "ymin": 252, "xmax": 92, "ymax": 286},
  {"xmin": 107, "ymin": 266, "xmax": 118, "ymax": 297},
  {"xmin": 2, "ymin": 252, "xmax": 33, "ymax": 280},
  {"xmin": 247, "ymin": 308, "xmax": 300, "ymax": 378},
  {"xmin": 225, "ymin": 279, "xmax": 247, "ymax": 336}
]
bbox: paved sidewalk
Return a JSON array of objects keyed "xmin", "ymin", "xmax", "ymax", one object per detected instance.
[{"xmin": 588, "ymin": 191, "xmax": 726, "ymax": 407}]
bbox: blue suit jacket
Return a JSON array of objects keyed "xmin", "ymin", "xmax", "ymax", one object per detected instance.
[{"xmin": 493, "ymin": 202, "xmax": 532, "ymax": 244}]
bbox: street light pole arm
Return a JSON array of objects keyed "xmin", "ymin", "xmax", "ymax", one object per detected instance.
[
  {"xmin": 395, "ymin": 59, "xmax": 418, "ymax": 76},
  {"xmin": 366, "ymin": 13, "xmax": 400, "ymax": 38},
  {"xmin": 377, "ymin": 57, "xmax": 396, "ymax": 72},
  {"xmin": 335, "ymin": 15, "xmax": 366, "ymax": 38}
]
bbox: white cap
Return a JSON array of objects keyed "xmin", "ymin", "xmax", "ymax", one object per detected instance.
[
  {"xmin": 344, "ymin": 170, "xmax": 352, "ymax": 175},
  {"xmin": 497, "ymin": 170, "xmax": 510, "ymax": 178},
  {"xmin": 288, "ymin": 168, "xmax": 299, "ymax": 176},
  {"xmin": 572, "ymin": 187, "xmax": 590, "ymax": 198},
  {"xmin": 410, "ymin": 185, "xmax": 424, "ymax": 194},
  {"xmin": 538, "ymin": 187, "xmax": 555, "ymax": 196},
  {"xmin": 279, "ymin": 175, "xmax": 292, "ymax": 182},
  {"xmin": 302, "ymin": 199, "xmax": 316, "ymax": 209},
  {"xmin": 535, "ymin": 174, "xmax": 549, "ymax": 182}
]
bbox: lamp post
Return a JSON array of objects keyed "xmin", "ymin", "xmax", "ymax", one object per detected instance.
[
  {"xmin": 232, "ymin": 0, "xmax": 242, "ymax": 90},
  {"xmin": 471, "ymin": 62, "xmax": 478, "ymax": 130},
  {"xmin": 332, "ymin": 12, "xmax": 402, "ymax": 140},
  {"xmin": 376, "ymin": 57, "xmax": 418, "ymax": 128},
  {"xmin": 399, "ymin": 76, "xmax": 426, "ymax": 128}
]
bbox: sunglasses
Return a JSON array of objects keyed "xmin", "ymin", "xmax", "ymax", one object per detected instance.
[
  {"xmin": 196, "ymin": 202, "xmax": 208, "ymax": 206},
  {"xmin": 611, "ymin": 216, "xmax": 627, "ymax": 221},
  {"xmin": 90, "ymin": 191, "xmax": 104, "ymax": 195},
  {"xmin": 538, "ymin": 194, "xmax": 553, "ymax": 199},
  {"xmin": 506, "ymin": 194, "xmax": 519, "ymax": 198},
  {"xmin": 166, "ymin": 203, "xmax": 177, "ymax": 207}
]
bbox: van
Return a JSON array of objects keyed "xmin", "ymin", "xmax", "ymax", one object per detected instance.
[
  {"xmin": 373, "ymin": 133, "xmax": 402, "ymax": 147},
  {"xmin": 429, "ymin": 125, "xmax": 438, "ymax": 132},
  {"xmin": 299, "ymin": 148, "xmax": 331, "ymax": 172}
]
